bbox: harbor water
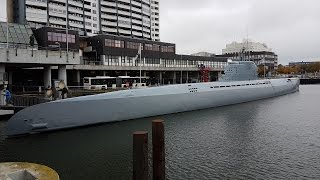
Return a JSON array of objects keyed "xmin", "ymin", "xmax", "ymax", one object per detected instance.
[{"xmin": 0, "ymin": 85, "xmax": 320, "ymax": 179}]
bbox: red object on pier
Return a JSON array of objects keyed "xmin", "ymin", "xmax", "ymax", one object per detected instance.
[{"xmin": 199, "ymin": 64, "xmax": 211, "ymax": 82}]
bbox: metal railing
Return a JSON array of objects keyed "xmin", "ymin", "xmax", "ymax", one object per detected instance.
[{"xmin": 11, "ymin": 94, "xmax": 51, "ymax": 107}]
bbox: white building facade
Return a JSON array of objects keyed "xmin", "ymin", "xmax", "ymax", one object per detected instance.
[
  {"xmin": 222, "ymin": 39, "xmax": 272, "ymax": 54},
  {"xmin": 221, "ymin": 39, "xmax": 278, "ymax": 74},
  {"xmin": 16, "ymin": 0, "xmax": 159, "ymax": 40}
]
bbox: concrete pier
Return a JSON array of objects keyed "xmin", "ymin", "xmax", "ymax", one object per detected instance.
[
  {"xmin": 0, "ymin": 162, "xmax": 59, "ymax": 180},
  {"xmin": 0, "ymin": 110, "xmax": 14, "ymax": 119}
]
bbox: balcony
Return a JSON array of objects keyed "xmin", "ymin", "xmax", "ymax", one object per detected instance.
[
  {"xmin": 118, "ymin": 10, "xmax": 131, "ymax": 17},
  {"xmin": 68, "ymin": 7, "xmax": 83, "ymax": 14},
  {"xmin": 69, "ymin": 14, "xmax": 83, "ymax": 22},
  {"xmin": 118, "ymin": 0, "xmax": 130, "ymax": 4},
  {"xmin": 132, "ymin": 19, "xmax": 142, "ymax": 25},
  {"xmin": 131, "ymin": 7, "xmax": 141, "ymax": 14},
  {"xmin": 69, "ymin": 0, "xmax": 83, "ymax": 7},
  {"xmin": 101, "ymin": 27, "xmax": 117, "ymax": 33},
  {"xmin": 143, "ymin": 34, "xmax": 151, "ymax": 39},
  {"xmin": 131, "ymin": 1, "xmax": 141, "ymax": 7},
  {"xmin": 132, "ymin": 25, "xmax": 142, "ymax": 31},
  {"xmin": 69, "ymin": 21, "xmax": 84, "ymax": 29},
  {"xmin": 49, "ymin": 18, "xmax": 66, "ymax": 26},
  {"xmin": 50, "ymin": 0, "xmax": 66, "ymax": 3},
  {"xmin": 132, "ymin": 13, "xmax": 142, "ymax": 19},
  {"xmin": 26, "ymin": 9, "xmax": 47, "ymax": 23},
  {"xmin": 118, "ymin": 3, "xmax": 130, "ymax": 10},
  {"xmin": 101, "ymin": 7, "xmax": 117, "ymax": 14},
  {"xmin": 49, "ymin": 11, "xmax": 67, "ymax": 18},
  {"xmin": 132, "ymin": 31, "xmax": 142, "ymax": 36},
  {"xmin": 142, "ymin": 0, "xmax": 150, "ymax": 5},
  {"xmin": 118, "ymin": 23, "xmax": 131, "ymax": 29},
  {"xmin": 119, "ymin": 29, "xmax": 131, "ymax": 35},
  {"xmin": 26, "ymin": 0, "xmax": 47, "ymax": 7},
  {"xmin": 101, "ymin": 21, "xmax": 117, "ymax": 27},
  {"xmin": 100, "ymin": 1, "xmax": 116, "ymax": 7}
]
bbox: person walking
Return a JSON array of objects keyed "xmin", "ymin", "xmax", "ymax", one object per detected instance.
[{"xmin": 5, "ymin": 88, "xmax": 11, "ymax": 105}]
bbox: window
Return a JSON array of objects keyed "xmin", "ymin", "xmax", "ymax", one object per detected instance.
[
  {"xmin": 161, "ymin": 46, "xmax": 174, "ymax": 52},
  {"xmin": 115, "ymin": 40, "xmax": 124, "ymax": 48},
  {"xmin": 48, "ymin": 32, "xmax": 52, "ymax": 41},
  {"xmin": 145, "ymin": 44, "xmax": 153, "ymax": 51},
  {"xmin": 152, "ymin": 44, "xmax": 160, "ymax": 51},
  {"xmin": 105, "ymin": 39, "xmax": 124, "ymax": 48},
  {"xmin": 47, "ymin": 32, "xmax": 76, "ymax": 43},
  {"xmin": 126, "ymin": 41, "xmax": 140, "ymax": 49}
]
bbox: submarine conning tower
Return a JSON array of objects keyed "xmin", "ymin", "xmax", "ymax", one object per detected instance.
[{"xmin": 220, "ymin": 61, "xmax": 259, "ymax": 82}]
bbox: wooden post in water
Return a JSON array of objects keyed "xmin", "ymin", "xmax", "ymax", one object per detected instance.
[
  {"xmin": 133, "ymin": 131, "xmax": 148, "ymax": 180},
  {"xmin": 152, "ymin": 120, "xmax": 165, "ymax": 180}
]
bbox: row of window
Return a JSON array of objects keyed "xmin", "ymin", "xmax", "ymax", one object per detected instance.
[
  {"xmin": 104, "ymin": 39, "xmax": 174, "ymax": 52},
  {"xmin": 105, "ymin": 39, "xmax": 125, "ymax": 48},
  {"xmin": 211, "ymin": 81, "xmax": 271, "ymax": 89},
  {"xmin": 100, "ymin": 56, "xmax": 227, "ymax": 69},
  {"xmin": 145, "ymin": 44, "xmax": 159, "ymax": 51},
  {"xmin": 47, "ymin": 32, "xmax": 76, "ymax": 43}
]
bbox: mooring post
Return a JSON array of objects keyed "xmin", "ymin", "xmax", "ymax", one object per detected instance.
[
  {"xmin": 133, "ymin": 131, "xmax": 148, "ymax": 180},
  {"xmin": 152, "ymin": 120, "xmax": 165, "ymax": 180}
]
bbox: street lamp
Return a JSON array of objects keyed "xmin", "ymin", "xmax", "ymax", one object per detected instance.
[{"xmin": 55, "ymin": 42, "xmax": 61, "ymax": 58}]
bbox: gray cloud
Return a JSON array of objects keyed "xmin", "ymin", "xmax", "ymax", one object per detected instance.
[{"xmin": 160, "ymin": 0, "xmax": 320, "ymax": 64}]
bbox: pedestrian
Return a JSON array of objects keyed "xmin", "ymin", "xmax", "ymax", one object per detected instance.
[
  {"xmin": 61, "ymin": 87, "xmax": 68, "ymax": 99},
  {"xmin": 5, "ymin": 88, "xmax": 11, "ymax": 105}
]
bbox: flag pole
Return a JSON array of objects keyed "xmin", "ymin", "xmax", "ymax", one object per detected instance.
[{"xmin": 139, "ymin": 43, "xmax": 142, "ymax": 86}]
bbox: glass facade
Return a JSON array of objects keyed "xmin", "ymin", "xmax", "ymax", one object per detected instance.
[{"xmin": 0, "ymin": 22, "xmax": 37, "ymax": 47}]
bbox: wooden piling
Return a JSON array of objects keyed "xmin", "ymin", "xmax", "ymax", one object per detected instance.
[
  {"xmin": 152, "ymin": 120, "xmax": 165, "ymax": 180},
  {"xmin": 133, "ymin": 131, "xmax": 148, "ymax": 180}
]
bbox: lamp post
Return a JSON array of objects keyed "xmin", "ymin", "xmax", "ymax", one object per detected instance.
[
  {"xmin": 55, "ymin": 42, "xmax": 61, "ymax": 58},
  {"xmin": 263, "ymin": 58, "xmax": 266, "ymax": 79},
  {"xmin": 66, "ymin": 2, "xmax": 69, "ymax": 63},
  {"xmin": 139, "ymin": 43, "xmax": 142, "ymax": 85}
]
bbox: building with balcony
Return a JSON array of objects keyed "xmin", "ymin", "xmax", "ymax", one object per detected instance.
[
  {"xmin": 10, "ymin": 0, "xmax": 160, "ymax": 40},
  {"xmin": 0, "ymin": 21, "xmax": 227, "ymax": 96},
  {"xmin": 221, "ymin": 39, "xmax": 278, "ymax": 73},
  {"xmin": 151, "ymin": 0, "xmax": 159, "ymax": 41}
]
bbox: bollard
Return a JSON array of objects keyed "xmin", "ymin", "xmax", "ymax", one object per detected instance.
[
  {"xmin": 133, "ymin": 131, "xmax": 148, "ymax": 180},
  {"xmin": 152, "ymin": 120, "xmax": 165, "ymax": 180}
]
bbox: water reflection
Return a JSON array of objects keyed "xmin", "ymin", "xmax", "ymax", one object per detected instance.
[{"xmin": 0, "ymin": 86, "xmax": 320, "ymax": 179}]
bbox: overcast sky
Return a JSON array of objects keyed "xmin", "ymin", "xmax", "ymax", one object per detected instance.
[
  {"xmin": 1, "ymin": 0, "xmax": 319, "ymax": 64},
  {"xmin": 160, "ymin": 0, "xmax": 320, "ymax": 64}
]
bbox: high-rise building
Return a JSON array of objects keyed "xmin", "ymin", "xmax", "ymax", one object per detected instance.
[
  {"xmin": 12, "ymin": 0, "xmax": 159, "ymax": 40},
  {"xmin": 150, "ymin": 0, "xmax": 159, "ymax": 41}
]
